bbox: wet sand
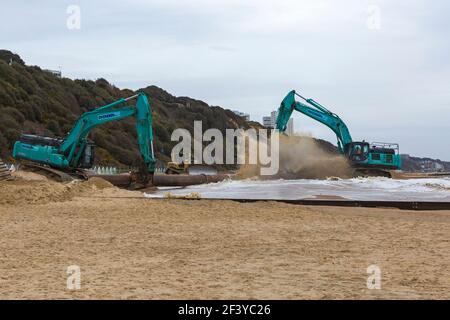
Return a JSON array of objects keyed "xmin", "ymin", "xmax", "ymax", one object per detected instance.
[{"xmin": 1, "ymin": 178, "xmax": 449, "ymax": 299}]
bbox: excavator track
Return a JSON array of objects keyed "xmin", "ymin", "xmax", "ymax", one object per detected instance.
[
  {"xmin": 352, "ymin": 168, "xmax": 392, "ymax": 178},
  {"xmin": 20, "ymin": 162, "xmax": 82, "ymax": 182}
]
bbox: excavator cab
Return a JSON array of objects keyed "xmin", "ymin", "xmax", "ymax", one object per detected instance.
[
  {"xmin": 347, "ymin": 142, "xmax": 370, "ymax": 163},
  {"xmin": 347, "ymin": 141, "xmax": 401, "ymax": 170},
  {"xmin": 16, "ymin": 134, "xmax": 96, "ymax": 169}
]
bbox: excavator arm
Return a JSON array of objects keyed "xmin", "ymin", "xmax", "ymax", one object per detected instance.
[
  {"xmin": 13, "ymin": 92, "xmax": 156, "ymax": 177},
  {"xmin": 276, "ymin": 90, "xmax": 353, "ymax": 153}
]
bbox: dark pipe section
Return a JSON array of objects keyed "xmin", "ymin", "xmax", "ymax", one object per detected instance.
[
  {"xmin": 90, "ymin": 174, "xmax": 132, "ymax": 188},
  {"xmin": 89, "ymin": 173, "xmax": 229, "ymax": 188},
  {"xmin": 153, "ymin": 173, "xmax": 229, "ymax": 186}
]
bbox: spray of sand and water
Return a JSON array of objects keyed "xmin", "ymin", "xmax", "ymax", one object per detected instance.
[{"xmin": 236, "ymin": 134, "xmax": 352, "ymax": 180}]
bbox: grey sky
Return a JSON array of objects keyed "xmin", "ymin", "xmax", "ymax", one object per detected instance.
[{"xmin": 1, "ymin": 0, "xmax": 449, "ymax": 159}]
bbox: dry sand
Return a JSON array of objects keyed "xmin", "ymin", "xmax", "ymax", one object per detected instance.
[{"xmin": 0, "ymin": 177, "xmax": 449, "ymax": 299}]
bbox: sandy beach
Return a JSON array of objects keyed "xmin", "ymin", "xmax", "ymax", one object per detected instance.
[{"xmin": 1, "ymin": 176, "xmax": 449, "ymax": 299}]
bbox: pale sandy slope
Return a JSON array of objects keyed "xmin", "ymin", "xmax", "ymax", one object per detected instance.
[{"xmin": 0, "ymin": 179, "xmax": 449, "ymax": 299}]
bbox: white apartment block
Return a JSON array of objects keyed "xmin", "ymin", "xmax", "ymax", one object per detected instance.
[{"xmin": 262, "ymin": 111, "xmax": 294, "ymax": 135}]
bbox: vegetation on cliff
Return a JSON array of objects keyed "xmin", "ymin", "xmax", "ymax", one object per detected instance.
[{"xmin": 0, "ymin": 50, "xmax": 259, "ymax": 166}]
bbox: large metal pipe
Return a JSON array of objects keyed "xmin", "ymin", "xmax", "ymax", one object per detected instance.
[
  {"xmin": 153, "ymin": 173, "xmax": 229, "ymax": 186},
  {"xmin": 90, "ymin": 173, "xmax": 132, "ymax": 188},
  {"xmin": 89, "ymin": 173, "xmax": 229, "ymax": 188}
]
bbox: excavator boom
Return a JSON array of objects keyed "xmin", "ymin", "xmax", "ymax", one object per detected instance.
[{"xmin": 276, "ymin": 90, "xmax": 352, "ymax": 153}]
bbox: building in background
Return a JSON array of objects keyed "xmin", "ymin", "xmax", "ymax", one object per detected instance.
[
  {"xmin": 44, "ymin": 68, "xmax": 62, "ymax": 78},
  {"xmin": 285, "ymin": 118, "xmax": 294, "ymax": 135},
  {"xmin": 262, "ymin": 116, "xmax": 272, "ymax": 128},
  {"xmin": 263, "ymin": 111, "xmax": 278, "ymax": 129},
  {"xmin": 270, "ymin": 111, "xmax": 277, "ymax": 127},
  {"xmin": 232, "ymin": 110, "xmax": 250, "ymax": 121},
  {"xmin": 262, "ymin": 111, "xmax": 294, "ymax": 135}
]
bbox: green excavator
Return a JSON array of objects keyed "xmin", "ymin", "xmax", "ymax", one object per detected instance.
[
  {"xmin": 276, "ymin": 90, "xmax": 401, "ymax": 177},
  {"xmin": 12, "ymin": 92, "xmax": 156, "ymax": 187}
]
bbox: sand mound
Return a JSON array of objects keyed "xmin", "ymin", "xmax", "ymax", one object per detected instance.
[
  {"xmin": 12, "ymin": 170, "xmax": 48, "ymax": 181},
  {"xmin": 0, "ymin": 180, "xmax": 69, "ymax": 206},
  {"xmin": 69, "ymin": 177, "xmax": 114, "ymax": 192},
  {"xmin": 0, "ymin": 177, "xmax": 122, "ymax": 206}
]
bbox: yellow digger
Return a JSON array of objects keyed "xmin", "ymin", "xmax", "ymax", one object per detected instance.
[
  {"xmin": 165, "ymin": 160, "xmax": 218, "ymax": 175},
  {"xmin": 165, "ymin": 160, "xmax": 189, "ymax": 174}
]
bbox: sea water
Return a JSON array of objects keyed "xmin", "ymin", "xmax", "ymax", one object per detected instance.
[{"xmin": 144, "ymin": 177, "xmax": 450, "ymax": 202}]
